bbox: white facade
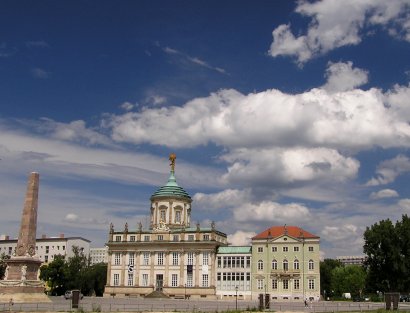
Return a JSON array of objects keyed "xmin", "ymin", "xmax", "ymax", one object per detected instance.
[
  {"xmin": 90, "ymin": 246, "xmax": 109, "ymax": 265},
  {"xmin": 0, "ymin": 234, "xmax": 90, "ymax": 263}
]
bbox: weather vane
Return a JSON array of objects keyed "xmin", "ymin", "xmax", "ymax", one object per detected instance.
[{"xmin": 169, "ymin": 153, "xmax": 176, "ymax": 172}]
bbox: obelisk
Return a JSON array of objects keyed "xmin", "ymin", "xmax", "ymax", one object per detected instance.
[{"xmin": 0, "ymin": 172, "xmax": 50, "ymax": 302}]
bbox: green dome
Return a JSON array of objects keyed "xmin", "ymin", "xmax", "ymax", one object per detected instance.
[{"xmin": 150, "ymin": 171, "xmax": 191, "ymax": 200}]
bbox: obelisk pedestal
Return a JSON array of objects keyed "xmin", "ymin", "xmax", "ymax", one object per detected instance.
[{"xmin": 0, "ymin": 172, "xmax": 50, "ymax": 303}]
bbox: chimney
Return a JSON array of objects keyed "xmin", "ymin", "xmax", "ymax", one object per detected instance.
[
  {"xmin": 59, "ymin": 233, "xmax": 64, "ymax": 238},
  {"xmin": 42, "ymin": 234, "xmax": 47, "ymax": 239}
]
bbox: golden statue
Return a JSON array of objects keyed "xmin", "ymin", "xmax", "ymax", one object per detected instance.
[{"xmin": 169, "ymin": 153, "xmax": 176, "ymax": 172}]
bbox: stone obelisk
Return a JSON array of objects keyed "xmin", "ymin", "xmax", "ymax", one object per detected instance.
[{"xmin": 0, "ymin": 172, "xmax": 50, "ymax": 302}]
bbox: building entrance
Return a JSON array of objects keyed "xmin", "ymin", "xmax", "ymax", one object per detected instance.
[{"xmin": 156, "ymin": 274, "xmax": 163, "ymax": 291}]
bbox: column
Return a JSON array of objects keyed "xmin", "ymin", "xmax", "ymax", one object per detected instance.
[
  {"xmin": 164, "ymin": 251, "xmax": 169, "ymax": 287},
  {"xmin": 107, "ymin": 251, "xmax": 112, "ymax": 286},
  {"xmin": 120, "ymin": 251, "xmax": 126, "ymax": 286},
  {"xmin": 195, "ymin": 251, "xmax": 200, "ymax": 287},
  {"xmin": 150, "ymin": 251, "xmax": 155, "ymax": 287},
  {"xmin": 180, "ymin": 251, "xmax": 185, "ymax": 286},
  {"xmin": 135, "ymin": 251, "xmax": 140, "ymax": 286}
]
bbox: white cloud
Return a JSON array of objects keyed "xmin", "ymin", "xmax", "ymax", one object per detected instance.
[
  {"xmin": 193, "ymin": 189, "xmax": 252, "ymax": 210},
  {"xmin": 227, "ymin": 230, "xmax": 256, "ymax": 246},
  {"xmin": 31, "ymin": 67, "xmax": 50, "ymax": 79},
  {"xmin": 369, "ymin": 189, "xmax": 399, "ymax": 200},
  {"xmin": 268, "ymin": 0, "xmax": 410, "ymax": 64},
  {"xmin": 398, "ymin": 198, "xmax": 410, "ymax": 211},
  {"xmin": 146, "ymin": 95, "xmax": 167, "ymax": 106},
  {"xmin": 322, "ymin": 61, "xmax": 368, "ymax": 92},
  {"xmin": 119, "ymin": 102, "xmax": 135, "ymax": 111},
  {"xmin": 233, "ymin": 201, "xmax": 310, "ymax": 223},
  {"xmin": 366, "ymin": 155, "xmax": 410, "ymax": 186},
  {"xmin": 64, "ymin": 213, "xmax": 79, "ymax": 222}
]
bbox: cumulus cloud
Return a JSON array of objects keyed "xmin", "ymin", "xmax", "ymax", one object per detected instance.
[
  {"xmin": 233, "ymin": 201, "xmax": 311, "ymax": 223},
  {"xmin": 228, "ymin": 230, "xmax": 257, "ymax": 246},
  {"xmin": 322, "ymin": 61, "xmax": 368, "ymax": 92},
  {"xmin": 322, "ymin": 224, "xmax": 359, "ymax": 241},
  {"xmin": 268, "ymin": 0, "xmax": 410, "ymax": 64},
  {"xmin": 369, "ymin": 189, "xmax": 399, "ymax": 200},
  {"xmin": 193, "ymin": 189, "xmax": 252, "ymax": 210},
  {"xmin": 119, "ymin": 102, "xmax": 135, "ymax": 111},
  {"xmin": 366, "ymin": 155, "xmax": 410, "ymax": 186},
  {"xmin": 398, "ymin": 198, "xmax": 410, "ymax": 211}
]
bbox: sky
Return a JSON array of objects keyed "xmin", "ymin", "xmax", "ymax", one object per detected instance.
[{"xmin": 1, "ymin": 0, "xmax": 410, "ymax": 258}]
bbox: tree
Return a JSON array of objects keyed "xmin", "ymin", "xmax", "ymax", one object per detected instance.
[
  {"xmin": 39, "ymin": 255, "xmax": 67, "ymax": 295},
  {"xmin": 363, "ymin": 215, "xmax": 409, "ymax": 292},
  {"xmin": 64, "ymin": 246, "xmax": 89, "ymax": 292},
  {"xmin": 320, "ymin": 259, "xmax": 342, "ymax": 299},
  {"xmin": 331, "ymin": 265, "xmax": 366, "ymax": 297}
]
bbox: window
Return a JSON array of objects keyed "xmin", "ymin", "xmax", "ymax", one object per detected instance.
[
  {"xmin": 246, "ymin": 256, "xmax": 251, "ymax": 268},
  {"xmin": 143, "ymin": 252, "xmax": 150, "ymax": 265},
  {"xmin": 115, "ymin": 236, "xmax": 121, "ymax": 242},
  {"xmin": 45, "ymin": 255, "xmax": 48, "ymax": 262},
  {"xmin": 45, "ymin": 246, "xmax": 49, "ymax": 254},
  {"xmin": 130, "ymin": 235, "xmax": 135, "ymax": 242},
  {"xmin": 294, "ymin": 246, "xmax": 299, "ymax": 252},
  {"xmin": 272, "ymin": 246, "xmax": 277, "ymax": 252},
  {"xmin": 203, "ymin": 234, "xmax": 210, "ymax": 241},
  {"xmin": 172, "ymin": 252, "xmax": 179, "ymax": 266},
  {"xmin": 188, "ymin": 235, "xmax": 195, "ymax": 241},
  {"xmin": 257, "ymin": 247, "xmax": 263, "ymax": 253},
  {"xmin": 186, "ymin": 273, "xmax": 193, "ymax": 287},
  {"xmin": 309, "ymin": 259, "xmax": 314, "ymax": 270},
  {"xmin": 308, "ymin": 246, "xmax": 314, "ymax": 252},
  {"xmin": 309, "ymin": 279, "xmax": 315, "ymax": 289},
  {"xmin": 294, "ymin": 259, "xmax": 299, "ymax": 270},
  {"xmin": 113, "ymin": 273, "xmax": 119, "ymax": 286},
  {"xmin": 142, "ymin": 274, "xmax": 148, "ymax": 286},
  {"xmin": 257, "ymin": 260, "xmax": 263, "ymax": 270},
  {"xmin": 144, "ymin": 235, "xmax": 150, "ymax": 242},
  {"xmin": 187, "ymin": 252, "xmax": 194, "ymax": 265},
  {"xmin": 175, "ymin": 211, "xmax": 181, "ymax": 223},
  {"xmin": 114, "ymin": 253, "xmax": 121, "ymax": 265},
  {"xmin": 173, "ymin": 235, "xmax": 179, "ymax": 241},
  {"xmin": 203, "ymin": 252, "xmax": 209, "ymax": 265},
  {"xmin": 257, "ymin": 279, "xmax": 264, "ymax": 290},
  {"xmin": 217, "ymin": 256, "xmax": 221, "ymax": 268},
  {"xmin": 127, "ymin": 273, "xmax": 133, "ymax": 286},
  {"xmin": 272, "ymin": 279, "xmax": 277, "ymax": 289},
  {"xmin": 171, "ymin": 274, "xmax": 178, "ymax": 287},
  {"xmin": 202, "ymin": 274, "xmax": 209, "ymax": 287},
  {"xmin": 157, "ymin": 252, "xmax": 164, "ymax": 265},
  {"xmin": 129, "ymin": 253, "xmax": 135, "ymax": 266},
  {"xmin": 62, "ymin": 246, "xmax": 65, "ymax": 250},
  {"xmin": 283, "ymin": 279, "xmax": 289, "ymax": 290},
  {"xmin": 294, "ymin": 279, "xmax": 300, "ymax": 290},
  {"xmin": 283, "ymin": 246, "xmax": 288, "ymax": 252},
  {"xmin": 271, "ymin": 259, "xmax": 277, "ymax": 270},
  {"xmin": 157, "ymin": 235, "xmax": 163, "ymax": 241},
  {"xmin": 160, "ymin": 210, "xmax": 166, "ymax": 222},
  {"xmin": 283, "ymin": 259, "xmax": 288, "ymax": 271}
]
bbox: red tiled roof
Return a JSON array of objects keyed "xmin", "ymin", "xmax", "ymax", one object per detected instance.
[{"xmin": 252, "ymin": 225, "xmax": 319, "ymax": 240}]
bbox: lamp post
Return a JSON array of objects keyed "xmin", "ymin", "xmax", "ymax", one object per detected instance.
[{"xmin": 235, "ymin": 286, "xmax": 238, "ymax": 311}]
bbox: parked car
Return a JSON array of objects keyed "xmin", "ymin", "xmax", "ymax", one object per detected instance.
[
  {"xmin": 64, "ymin": 290, "xmax": 84, "ymax": 300},
  {"xmin": 400, "ymin": 295, "xmax": 409, "ymax": 302}
]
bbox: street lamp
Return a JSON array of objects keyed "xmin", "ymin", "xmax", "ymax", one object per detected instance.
[{"xmin": 235, "ymin": 286, "xmax": 238, "ymax": 311}]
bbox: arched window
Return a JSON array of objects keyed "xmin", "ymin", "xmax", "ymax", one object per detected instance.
[
  {"xmin": 258, "ymin": 260, "xmax": 264, "ymax": 270},
  {"xmin": 283, "ymin": 259, "xmax": 288, "ymax": 271},
  {"xmin": 309, "ymin": 259, "xmax": 314, "ymax": 270},
  {"xmin": 294, "ymin": 259, "xmax": 299, "ymax": 270},
  {"xmin": 271, "ymin": 259, "xmax": 277, "ymax": 270}
]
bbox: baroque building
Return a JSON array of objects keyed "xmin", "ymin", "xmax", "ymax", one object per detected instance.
[
  {"xmin": 104, "ymin": 154, "xmax": 228, "ymax": 298},
  {"xmin": 251, "ymin": 225, "xmax": 320, "ymax": 301}
]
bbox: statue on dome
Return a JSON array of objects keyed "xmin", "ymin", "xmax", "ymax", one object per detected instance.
[{"xmin": 169, "ymin": 153, "xmax": 176, "ymax": 172}]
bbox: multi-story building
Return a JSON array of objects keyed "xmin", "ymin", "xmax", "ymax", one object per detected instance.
[
  {"xmin": 336, "ymin": 255, "xmax": 366, "ymax": 266},
  {"xmin": 251, "ymin": 225, "xmax": 320, "ymax": 301},
  {"xmin": 104, "ymin": 154, "xmax": 228, "ymax": 298},
  {"xmin": 90, "ymin": 246, "xmax": 109, "ymax": 265},
  {"xmin": 0, "ymin": 234, "xmax": 90, "ymax": 263},
  {"xmin": 216, "ymin": 246, "xmax": 252, "ymax": 300}
]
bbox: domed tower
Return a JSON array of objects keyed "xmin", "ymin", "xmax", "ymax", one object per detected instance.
[{"xmin": 149, "ymin": 153, "xmax": 192, "ymax": 230}]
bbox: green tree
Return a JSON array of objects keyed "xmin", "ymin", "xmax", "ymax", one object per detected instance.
[
  {"xmin": 363, "ymin": 216, "xmax": 408, "ymax": 292},
  {"xmin": 320, "ymin": 259, "xmax": 342, "ymax": 299},
  {"xmin": 39, "ymin": 255, "xmax": 67, "ymax": 295},
  {"xmin": 64, "ymin": 246, "xmax": 89, "ymax": 292},
  {"xmin": 331, "ymin": 265, "xmax": 366, "ymax": 297}
]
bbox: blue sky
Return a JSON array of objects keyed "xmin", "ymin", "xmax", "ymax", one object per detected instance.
[{"xmin": 1, "ymin": 0, "xmax": 410, "ymax": 258}]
